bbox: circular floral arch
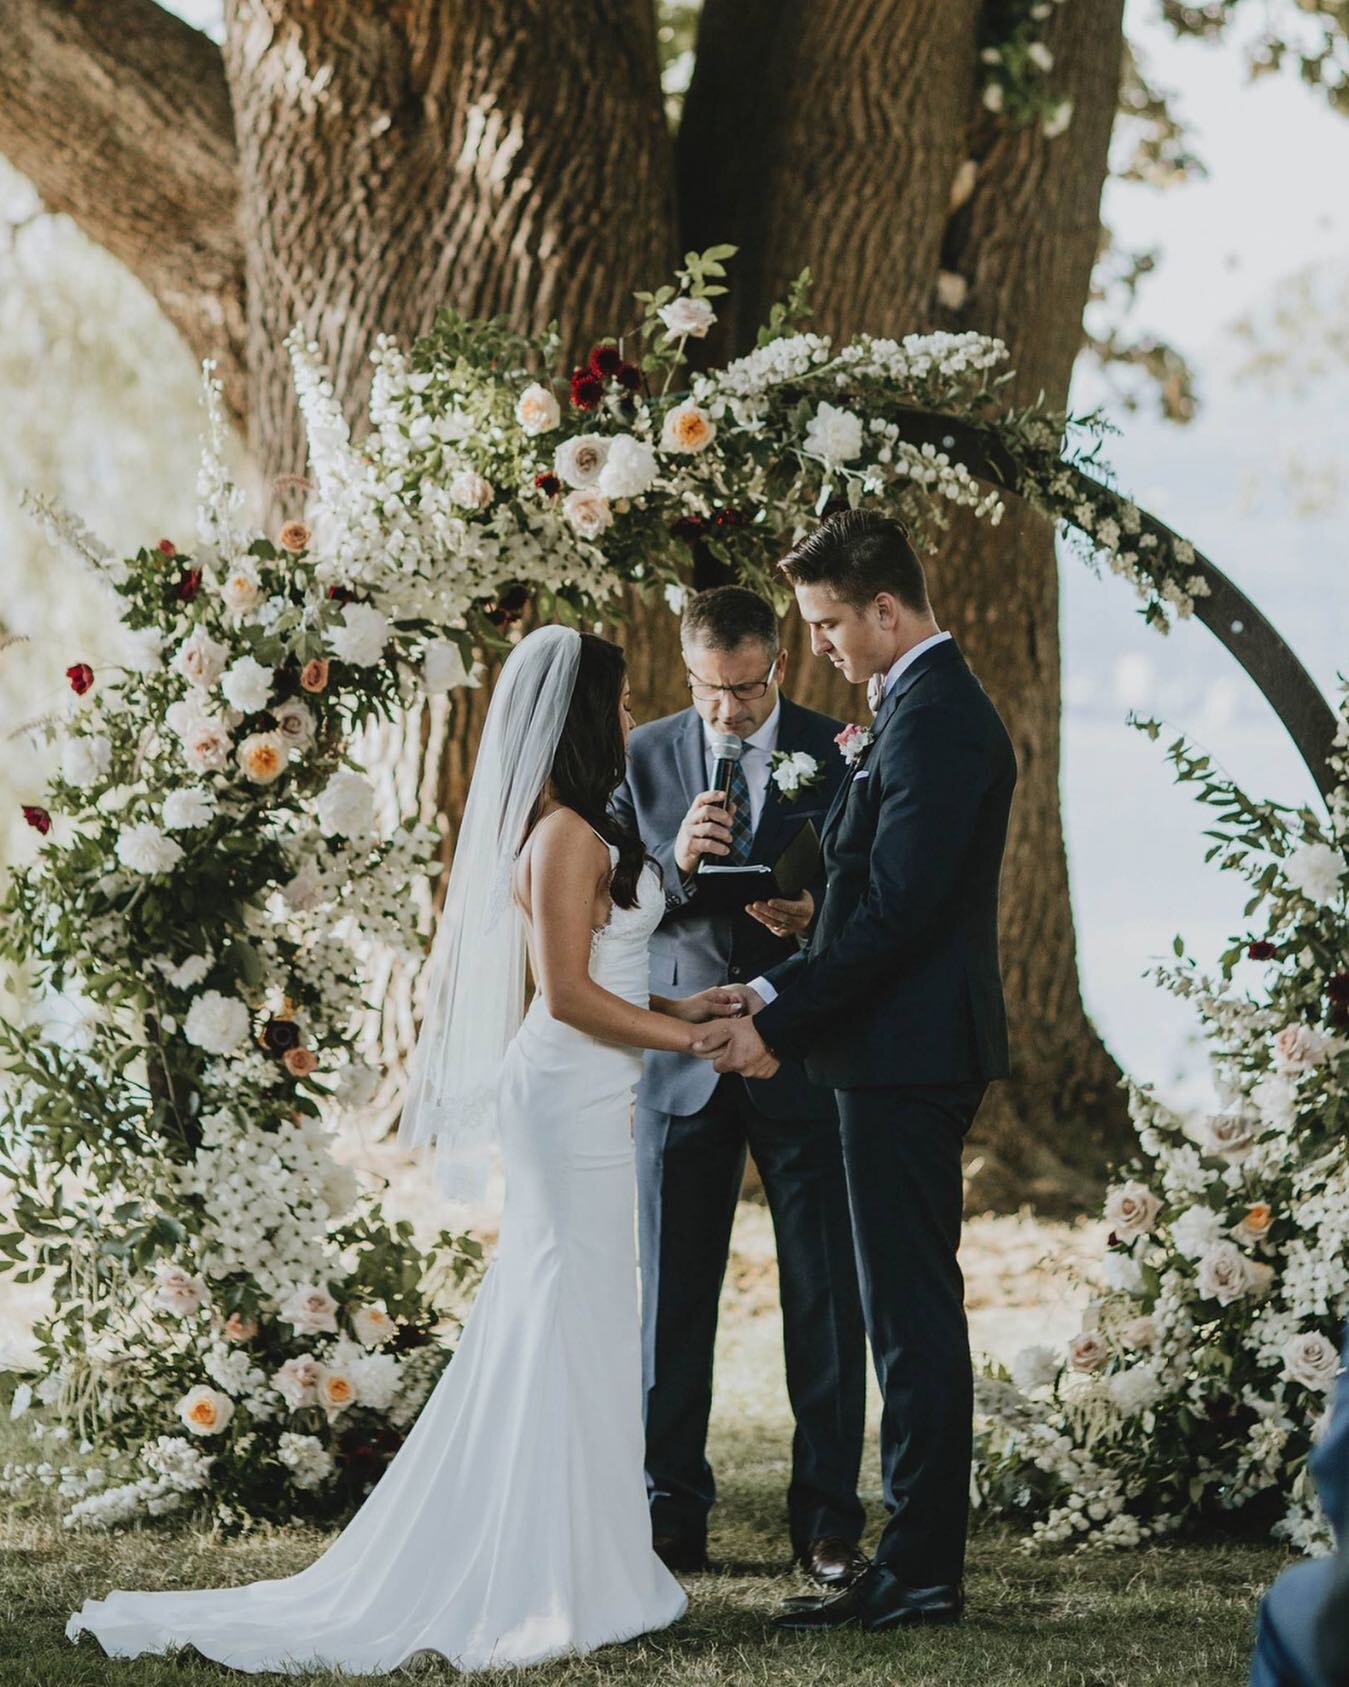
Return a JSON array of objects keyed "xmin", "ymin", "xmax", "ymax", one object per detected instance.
[{"xmin": 2, "ymin": 252, "xmax": 1342, "ymax": 1535}]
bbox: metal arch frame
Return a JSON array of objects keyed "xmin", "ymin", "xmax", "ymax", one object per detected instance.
[{"xmin": 886, "ymin": 405, "xmax": 1340, "ymax": 803}]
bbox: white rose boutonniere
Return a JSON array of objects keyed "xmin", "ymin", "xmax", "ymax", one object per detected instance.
[
  {"xmin": 834, "ymin": 723, "xmax": 874, "ymax": 767},
  {"xmin": 769, "ymin": 750, "xmax": 822, "ymax": 798}
]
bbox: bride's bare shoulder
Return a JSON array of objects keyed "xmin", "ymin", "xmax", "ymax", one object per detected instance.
[{"xmin": 525, "ymin": 805, "xmax": 607, "ymax": 859}]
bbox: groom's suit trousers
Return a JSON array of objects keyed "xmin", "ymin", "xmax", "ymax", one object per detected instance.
[{"xmin": 835, "ymin": 1079, "xmax": 986, "ymax": 1587}]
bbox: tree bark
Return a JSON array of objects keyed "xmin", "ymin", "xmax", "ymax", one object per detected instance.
[
  {"xmin": 678, "ymin": 0, "xmax": 1131, "ymax": 1211},
  {"xmin": 0, "ymin": 0, "xmax": 248, "ymax": 422}
]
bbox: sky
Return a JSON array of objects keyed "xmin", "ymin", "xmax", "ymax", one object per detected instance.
[{"xmin": 1061, "ymin": 1, "xmax": 1347, "ymax": 1105}]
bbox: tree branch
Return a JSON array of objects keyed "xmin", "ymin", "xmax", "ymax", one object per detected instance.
[{"xmin": 0, "ymin": 0, "xmax": 246, "ymax": 422}]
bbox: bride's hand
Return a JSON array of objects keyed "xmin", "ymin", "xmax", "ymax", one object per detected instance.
[{"xmin": 670, "ymin": 987, "xmax": 746, "ymax": 1024}]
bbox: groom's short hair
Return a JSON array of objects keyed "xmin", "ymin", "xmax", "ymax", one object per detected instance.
[
  {"xmin": 778, "ymin": 510, "xmax": 930, "ymax": 615},
  {"xmin": 680, "ymin": 585, "xmax": 779, "ymax": 654}
]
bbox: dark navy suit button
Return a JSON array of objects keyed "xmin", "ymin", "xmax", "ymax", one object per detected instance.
[{"xmin": 729, "ymin": 965, "xmax": 743, "ymax": 981}]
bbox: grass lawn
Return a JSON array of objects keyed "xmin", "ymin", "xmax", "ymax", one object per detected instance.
[{"xmin": 1, "ymin": 1206, "xmax": 1289, "ymax": 1685}]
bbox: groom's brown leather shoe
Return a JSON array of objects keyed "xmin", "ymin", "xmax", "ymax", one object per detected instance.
[
  {"xmin": 798, "ymin": 1536, "xmax": 869, "ymax": 1588},
  {"xmin": 774, "ymin": 1565, "xmax": 963, "ymax": 1631}
]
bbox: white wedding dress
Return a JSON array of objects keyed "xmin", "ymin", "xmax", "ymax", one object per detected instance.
[{"xmin": 67, "ymin": 842, "xmax": 687, "ymax": 1674}]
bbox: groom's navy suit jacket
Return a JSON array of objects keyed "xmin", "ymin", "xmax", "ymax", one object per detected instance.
[
  {"xmin": 612, "ymin": 695, "xmax": 846, "ymax": 1120},
  {"xmin": 755, "ymin": 638, "xmax": 1016, "ymax": 1089}
]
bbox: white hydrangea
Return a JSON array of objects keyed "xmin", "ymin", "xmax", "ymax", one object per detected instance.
[
  {"xmin": 316, "ymin": 768, "xmax": 376, "ymax": 838},
  {"xmin": 327, "ymin": 603, "xmax": 390, "ymax": 667},
  {"xmin": 277, "ymin": 1432, "xmax": 335, "ymax": 1492},
  {"xmin": 597, "ymin": 435, "xmax": 658, "ymax": 499},
  {"xmin": 162, "ymin": 786, "xmax": 217, "ymax": 831},
  {"xmin": 220, "ymin": 654, "xmax": 274, "ymax": 715},
  {"xmin": 1282, "ymin": 841, "xmax": 1346, "ymax": 906},
  {"xmin": 802, "ymin": 400, "xmax": 864, "ymax": 466}
]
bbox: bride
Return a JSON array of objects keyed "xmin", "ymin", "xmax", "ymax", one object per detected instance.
[{"xmin": 67, "ymin": 623, "xmax": 743, "ymax": 1673}]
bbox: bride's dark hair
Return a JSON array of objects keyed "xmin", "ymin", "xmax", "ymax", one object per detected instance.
[{"xmin": 545, "ymin": 630, "xmax": 651, "ymax": 909}]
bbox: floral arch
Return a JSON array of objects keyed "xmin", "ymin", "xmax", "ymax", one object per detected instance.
[{"xmin": 1, "ymin": 252, "xmax": 1344, "ymax": 1542}]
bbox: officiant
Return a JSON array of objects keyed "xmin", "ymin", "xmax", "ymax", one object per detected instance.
[{"xmin": 612, "ymin": 585, "xmax": 866, "ymax": 1588}]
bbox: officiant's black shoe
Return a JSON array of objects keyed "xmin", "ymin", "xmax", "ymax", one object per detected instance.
[
  {"xmin": 797, "ymin": 1536, "xmax": 869, "ymax": 1589},
  {"xmin": 652, "ymin": 1532, "xmax": 709, "ymax": 1573},
  {"xmin": 773, "ymin": 1565, "xmax": 963, "ymax": 1632}
]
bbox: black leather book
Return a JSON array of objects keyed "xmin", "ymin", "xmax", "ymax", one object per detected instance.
[{"xmin": 690, "ymin": 820, "xmax": 822, "ymax": 913}]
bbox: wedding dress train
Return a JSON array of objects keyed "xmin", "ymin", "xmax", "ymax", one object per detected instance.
[{"xmin": 67, "ymin": 845, "xmax": 687, "ymax": 1673}]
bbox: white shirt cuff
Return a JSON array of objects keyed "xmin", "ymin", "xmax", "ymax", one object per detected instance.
[{"xmin": 747, "ymin": 975, "xmax": 778, "ymax": 1006}]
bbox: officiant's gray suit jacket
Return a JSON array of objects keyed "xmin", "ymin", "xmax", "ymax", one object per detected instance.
[{"xmin": 612, "ymin": 695, "xmax": 846, "ymax": 1120}]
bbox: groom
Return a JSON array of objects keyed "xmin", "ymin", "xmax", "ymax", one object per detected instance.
[{"xmin": 695, "ymin": 510, "xmax": 1017, "ymax": 1631}]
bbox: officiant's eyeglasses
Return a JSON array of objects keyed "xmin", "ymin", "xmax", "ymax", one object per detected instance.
[{"xmin": 686, "ymin": 663, "xmax": 777, "ymax": 703}]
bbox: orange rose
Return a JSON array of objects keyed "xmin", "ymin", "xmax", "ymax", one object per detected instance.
[
  {"xmin": 660, "ymin": 400, "xmax": 716, "ymax": 454},
  {"xmin": 238, "ymin": 731, "xmax": 287, "ymax": 784},
  {"xmin": 1234, "ymin": 1201, "xmax": 1274, "ymax": 1242},
  {"xmin": 319, "ymin": 1371, "xmax": 356, "ymax": 1414},
  {"xmin": 284, "ymin": 1047, "xmax": 319, "ymax": 1077},
  {"xmin": 300, "ymin": 658, "xmax": 330, "ymax": 693},
  {"xmin": 277, "ymin": 520, "xmax": 312, "ymax": 552}
]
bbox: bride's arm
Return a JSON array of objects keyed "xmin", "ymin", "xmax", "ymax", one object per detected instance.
[{"xmin": 527, "ymin": 811, "xmax": 706, "ymax": 1055}]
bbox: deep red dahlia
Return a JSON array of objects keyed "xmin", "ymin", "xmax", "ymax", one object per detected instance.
[
  {"xmin": 534, "ymin": 472, "xmax": 562, "ymax": 497},
  {"xmin": 615, "ymin": 361, "xmax": 642, "ymax": 392},
  {"xmin": 326, "ymin": 584, "xmax": 355, "ymax": 604},
  {"xmin": 66, "ymin": 663, "xmax": 94, "ymax": 695},
  {"xmin": 176, "ymin": 568, "xmax": 203, "ymax": 602},
  {"xmin": 22, "ymin": 805, "xmax": 51, "ymax": 834},
  {"xmin": 1328, "ymin": 971, "xmax": 1349, "ymax": 1004},
  {"xmin": 588, "ymin": 343, "xmax": 624, "ymax": 378},
  {"xmin": 712, "ymin": 506, "xmax": 748, "ymax": 529},
  {"xmin": 1247, "ymin": 940, "xmax": 1277, "ymax": 961},
  {"xmin": 261, "ymin": 1017, "xmax": 302, "ymax": 1055},
  {"xmin": 671, "ymin": 515, "xmax": 706, "ymax": 546},
  {"xmin": 570, "ymin": 368, "xmax": 604, "ymax": 410}
]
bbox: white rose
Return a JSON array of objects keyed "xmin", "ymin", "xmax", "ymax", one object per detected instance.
[
  {"xmin": 184, "ymin": 990, "xmax": 250, "ymax": 1056},
  {"xmin": 1067, "ymin": 1332, "xmax": 1109, "ymax": 1373},
  {"xmin": 1107, "ymin": 1365, "xmax": 1161, "ymax": 1416},
  {"xmin": 278, "ymin": 1283, "xmax": 340, "ymax": 1337},
  {"xmin": 554, "ymin": 433, "xmax": 612, "ymax": 489},
  {"xmin": 271, "ymin": 699, "xmax": 315, "ymax": 747},
  {"xmin": 162, "ymin": 787, "xmax": 217, "ymax": 831},
  {"xmin": 1196, "ymin": 1240, "xmax": 1256, "ymax": 1306},
  {"xmin": 115, "ymin": 822, "xmax": 184, "ymax": 876},
  {"xmin": 1282, "ymin": 841, "xmax": 1346, "ymax": 905},
  {"xmin": 173, "ymin": 628, "xmax": 229, "ymax": 689},
  {"xmin": 328, "ymin": 602, "xmax": 389, "ymax": 668},
  {"xmin": 1101, "ymin": 1251, "xmax": 1144, "ymax": 1295},
  {"xmin": 596, "ymin": 435, "xmax": 659, "ymax": 500},
  {"xmin": 1273, "ymin": 1023, "xmax": 1332, "ymax": 1074},
  {"xmin": 272, "ymin": 1356, "xmax": 321, "ymax": 1411},
  {"xmin": 178, "ymin": 714, "xmax": 233, "ymax": 774},
  {"xmin": 1011, "ymin": 1345, "xmax": 1060, "ymax": 1393},
  {"xmin": 1121, "ymin": 1315, "xmax": 1157, "ymax": 1351},
  {"xmin": 658, "ymin": 296, "xmax": 717, "ymax": 339},
  {"xmin": 62, "ymin": 735, "xmax": 112, "ymax": 789},
  {"xmin": 176, "ymin": 1384, "xmax": 234, "ymax": 1437},
  {"xmin": 352, "ymin": 1304, "xmax": 397, "ymax": 1348},
  {"xmin": 1199, "ymin": 1110, "xmax": 1261, "ymax": 1162},
  {"xmin": 563, "ymin": 487, "xmax": 614, "ymax": 540},
  {"xmin": 1169, "ymin": 1205, "xmax": 1223, "ymax": 1260},
  {"xmin": 1103, "ymin": 1180, "xmax": 1161, "ymax": 1241},
  {"xmin": 152, "ymin": 1264, "xmax": 208, "ymax": 1318},
  {"xmin": 1283, "ymin": 1331, "xmax": 1341, "ymax": 1392},
  {"xmin": 448, "ymin": 468, "xmax": 494, "ymax": 511},
  {"xmin": 220, "ymin": 655, "xmax": 273, "ymax": 715},
  {"xmin": 317, "ymin": 768, "xmax": 376, "ymax": 838},
  {"xmin": 516, "ymin": 382, "xmax": 561, "ymax": 435},
  {"xmin": 219, "ymin": 564, "xmax": 263, "ymax": 617},
  {"xmin": 803, "ymin": 400, "xmax": 864, "ymax": 465},
  {"xmin": 423, "ymin": 639, "xmax": 481, "ymax": 695}
]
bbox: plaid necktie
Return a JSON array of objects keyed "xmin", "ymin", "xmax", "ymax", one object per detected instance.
[{"xmin": 726, "ymin": 757, "xmax": 754, "ymax": 863}]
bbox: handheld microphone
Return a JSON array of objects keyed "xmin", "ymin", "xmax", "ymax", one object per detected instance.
[{"xmin": 699, "ymin": 732, "xmax": 744, "ymax": 874}]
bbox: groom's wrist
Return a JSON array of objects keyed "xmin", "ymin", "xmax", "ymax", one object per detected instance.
[{"xmin": 746, "ymin": 974, "xmax": 777, "ymax": 1006}]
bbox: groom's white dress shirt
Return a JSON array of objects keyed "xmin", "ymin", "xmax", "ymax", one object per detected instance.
[
  {"xmin": 702, "ymin": 696, "xmax": 780, "ymax": 835},
  {"xmin": 748, "ymin": 632, "xmax": 951, "ymax": 1010}
]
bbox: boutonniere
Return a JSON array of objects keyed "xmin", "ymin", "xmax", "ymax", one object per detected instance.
[
  {"xmin": 834, "ymin": 723, "xmax": 874, "ymax": 768},
  {"xmin": 769, "ymin": 749, "xmax": 822, "ymax": 798}
]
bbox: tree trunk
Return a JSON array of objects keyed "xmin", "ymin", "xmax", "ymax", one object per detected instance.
[{"xmin": 678, "ymin": 0, "xmax": 1131, "ymax": 1212}]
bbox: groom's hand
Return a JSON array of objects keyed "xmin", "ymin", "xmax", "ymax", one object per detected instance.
[
  {"xmin": 718, "ymin": 982, "xmax": 764, "ymax": 1015},
  {"xmin": 691, "ymin": 1016, "xmax": 779, "ymax": 1078},
  {"xmin": 745, "ymin": 889, "xmax": 813, "ymax": 940}
]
